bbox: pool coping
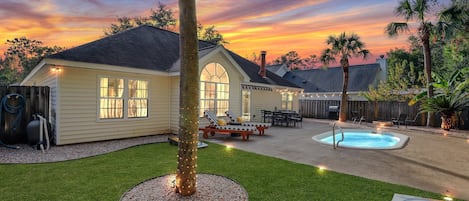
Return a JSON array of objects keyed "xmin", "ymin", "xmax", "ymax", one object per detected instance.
[{"xmin": 312, "ymin": 129, "xmax": 410, "ymax": 150}]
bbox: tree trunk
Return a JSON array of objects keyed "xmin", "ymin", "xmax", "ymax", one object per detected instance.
[
  {"xmin": 176, "ymin": 0, "xmax": 198, "ymax": 196},
  {"xmin": 339, "ymin": 64, "xmax": 349, "ymax": 122},
  {"xmin": 421, "ymin": 33, "xmax": 434, "ymax": 127}
]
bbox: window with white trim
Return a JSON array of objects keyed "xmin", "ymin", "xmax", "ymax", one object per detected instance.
[
  {"xmin": 281, "ymin": 93, "xmax": 293, "ymax": 110},
  {"xmin": 99, "ymin": 77, "xmax": 148, "ymax": 119},
  {"xmin": 199, "ymin": 63, "xmax": 229, "ymax": 116}
]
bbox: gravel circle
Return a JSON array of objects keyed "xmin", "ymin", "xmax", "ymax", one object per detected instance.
[
  {"xmin": 121, "ymin": 174, "xmax": 248, "ymax": 201},
  {"xmin": 0, "ymin": 134, "xmax": 173, "ymax": 164}
]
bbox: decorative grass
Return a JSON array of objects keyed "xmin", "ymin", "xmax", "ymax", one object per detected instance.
[{"xmin": 0, "ymin": 142, "xmax": 451, "ymax": 201}]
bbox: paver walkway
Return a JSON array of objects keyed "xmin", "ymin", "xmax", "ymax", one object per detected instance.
[{"xmin": 202, "ymin": 118, "xmax": 469, "ymax": 200}]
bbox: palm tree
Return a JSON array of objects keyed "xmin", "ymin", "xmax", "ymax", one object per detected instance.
[
  {"xmin": 385, "ymin": 0, "xmax": 438, "ymax": 126},
  {"xmin": 411, "ymin": 68, "xmax": 469, "ymax": 130},
  {"xmin": 320, "ymin": 32, "xmax": 370, "ymax": 122},
  {"xmin": 176, "ymin": 0, "xmax": 198, "ymax": 196}
]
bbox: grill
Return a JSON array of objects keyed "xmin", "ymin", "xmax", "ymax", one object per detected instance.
[{"xmin": 328, "ymin": 106, "xmax": 339, "ymax": 120}]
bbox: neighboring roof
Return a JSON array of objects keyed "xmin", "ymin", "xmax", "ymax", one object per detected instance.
[
  {"xmin": 283, "ymin": 64, "xmax": 380, "ymax": 93},
  {"xmin": 48, "ymin": 25, "xmax": 300, "ymax": 89},
  {"xmin": 266, "ymin": 64, "xmax": 283, "ymax": 72},
  {"xmin": 227, "ymin": 51, "xmax": 300, "ymax": 88}
]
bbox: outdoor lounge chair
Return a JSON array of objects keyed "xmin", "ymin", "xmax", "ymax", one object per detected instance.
[
  {"xmin": 351, "ymin": 111, "xmax": 366, "ymax": 125},
  {"xmin": 392, "ymin": 113, "xmax": 407, "ymax": 128},
  {"xmin": 200, "ymin": 111, "xmax": 256, "ymax": 141},
  {"xmin": 405, "ymin": 113, "xmax": 421, "ymax": 128},
  {"xmin": 225, "ymin": 110, "xmax": 272, "ymax": 135}
]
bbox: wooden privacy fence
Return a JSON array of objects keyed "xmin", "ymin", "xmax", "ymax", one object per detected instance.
[
  {"xmin": 299, "ymin": 100, "xmax": 426, "ymax": 125},
  {"xmin": 0, "ymin": 86, "xmax": 50, "ymax": 144}
]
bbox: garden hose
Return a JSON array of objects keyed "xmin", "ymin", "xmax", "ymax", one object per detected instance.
[{"xmin": 0, "ymin": 93, "xmax": 25, "ymax": 149}]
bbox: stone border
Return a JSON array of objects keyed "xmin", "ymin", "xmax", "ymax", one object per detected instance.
[{"xmin": 121, "ymin": 173, "xmax": 248, "ymax": 201}]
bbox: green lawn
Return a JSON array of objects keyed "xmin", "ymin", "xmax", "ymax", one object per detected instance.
[{"xmin": 0, "ymin": 142, "xmax": 449, "ymax": 201}]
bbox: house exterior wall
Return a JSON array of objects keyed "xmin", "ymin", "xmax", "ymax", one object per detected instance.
[
  {"xmin": 21, "ymin": 64, "xmax": 59, "ymax": 143},
  {"xmin": 170, "ymin": 76, "xmax": 180, "ymax": 134},
  {"xmin": 250, "ymin": 90, "xmax": 300, "ymax": 122},
  {"xmin": 53, "ymin": 66, "xmax": 171, "ymax": 145}
]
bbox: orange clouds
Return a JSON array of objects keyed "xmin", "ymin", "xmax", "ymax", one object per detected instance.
[{"xmin": 0, "ymin": 0, "xmax": 411, "ymax": 65}]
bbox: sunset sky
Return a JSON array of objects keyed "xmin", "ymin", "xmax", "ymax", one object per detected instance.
[{"xmin": 0, "ymin": 0, "xmax": 449, "ymax": 65}]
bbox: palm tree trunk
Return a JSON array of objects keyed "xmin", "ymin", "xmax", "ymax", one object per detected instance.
[
  {"xmin": 422, "ymin": 35, "xmax": 434, "ymax": 127},
  {"xmin": 176, "ymin": 0, "xmax": 198, "ymax": 196},
  {"xmin": 339, "ymin": 64, "xmax": 349, "ymax": 122}
]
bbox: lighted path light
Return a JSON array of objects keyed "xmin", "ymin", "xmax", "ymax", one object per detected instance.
[
  {"xmin": 225, "ymin": 144, "xmax": 234, "ymax": 150},
  {"xmin": 317, "ymin": 165, "xmax": 327, "ymax": 174},
  {"xmin": 443, "ymin": 196, "xmax": 453, "ymax": 201}
]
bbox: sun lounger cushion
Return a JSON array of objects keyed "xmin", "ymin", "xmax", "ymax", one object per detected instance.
[
  {"xmin": 225, "ymin": 111, "xmax": 272, "ymax": 128},
  {"xmin": 217, "ymin": 118, "xmax": 227, "ymax": 126}
]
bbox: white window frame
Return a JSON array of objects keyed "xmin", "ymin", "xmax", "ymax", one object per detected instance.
[
  {"xmin": 97, "ymin": 76, "xmax": 149, "ymax": 121},
  {"xmin": 199, "ymin": 63, "xmax": 229, "ymax": 117},
  {"xmin": 281, "ymin": 92, "xmax": 294, "ymax": 111}
]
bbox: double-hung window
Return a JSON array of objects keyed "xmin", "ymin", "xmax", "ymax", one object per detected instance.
[{"xmin": 99, "ymin": 77, "xmax": 148, "ymax": 120}]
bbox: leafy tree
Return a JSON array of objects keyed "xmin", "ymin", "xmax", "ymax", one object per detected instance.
[
  {"xmin": 1, "ymin": 37, "xmax": 63, "ymax": 85},
  {"xmin": 385, "ymin": 0, "xmax": 442, "ymax": 126},
  {"xmin": 197, "ymin": 24, "xmax": 228, "ymax": 45},
  {"xmin": 176, "ymin": 0, "xmax": 198, "ymax": 196},
  {"xmin": 273, "ymin": 51, "xmax": 302, "ymax": 70},
  {"xmin": 320, "ymin": 32, "xmax": 370, "ymax": 122},
  {"xmin": 301, "ymin": 54, "xmax": 319, "ymax": 69},
  {"xmin": 103, "ymin": 3, "xmax": 228, "ymax": 45},
  {"xmin": 104, "ymin": 2, "xmax": 177, "ymax": 35},
  {"xmin": 438, "ymin": 0, "xmax": 469, "ymax": 72}
]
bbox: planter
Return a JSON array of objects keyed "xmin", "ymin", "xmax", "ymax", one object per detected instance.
[{"xmin": 441, "ymin": 116, "xmax": 452, "ymax": 131}]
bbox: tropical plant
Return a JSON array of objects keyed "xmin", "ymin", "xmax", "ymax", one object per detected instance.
[
  {"xmin": 385, "ymin": 0, "xmax": 443, "ymax": 126},
  {"xmin": 410, "ymin": 68, "xmax": 469, "ymax": 130},
  {"xmin": 176, "ymin": 0, "xmax": 199, "ymax": 196},
  {"xmin": 320, "ymin": 32, "xmax": 370, "ymax": 122}
]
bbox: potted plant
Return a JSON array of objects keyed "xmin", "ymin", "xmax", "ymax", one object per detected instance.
[{"xmin": 410, "ymin": 68, "xmax": 469, "ymax": 130}]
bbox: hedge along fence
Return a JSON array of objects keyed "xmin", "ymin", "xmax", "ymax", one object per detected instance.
[
  {"xmin": 299, "ymin": 100, "xmax": 425, "ymax": 125},
  {"xmin": 0, "ymin": 86, "xmax": 50, "ymax": 144}
]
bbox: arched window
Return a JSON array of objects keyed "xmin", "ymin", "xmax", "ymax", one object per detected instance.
[{"xmin": 200, "ymin": 63, "xmax": 229, "ymax": 116}]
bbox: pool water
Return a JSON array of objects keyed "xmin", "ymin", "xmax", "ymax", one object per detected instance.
[{"xmin": 313, "ymin": 130, "xmax": 409, "ymax": 150}]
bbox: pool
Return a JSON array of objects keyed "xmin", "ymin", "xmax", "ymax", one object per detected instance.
[{"xmin": 312, "ymin": 129, "xmax": 409, "ymax": 150}]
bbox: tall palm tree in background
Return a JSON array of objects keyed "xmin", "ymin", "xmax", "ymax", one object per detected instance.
[
  {"xmin": 321, "ymin": 32, "xmax": 370, "ymax": 122},
  {"xmin": 176, "ymin": 0, "xmax": 198, "ymax": 196},
  {"xmin": 386, "ymin": 0, "xmax": 437, "ymax": 126}
]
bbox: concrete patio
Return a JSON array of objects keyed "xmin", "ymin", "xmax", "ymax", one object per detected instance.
[{"xmin": 201, "ymin": 118, "xmax": 469, "ymax": 200}]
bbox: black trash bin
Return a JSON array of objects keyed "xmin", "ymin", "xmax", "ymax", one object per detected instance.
[{"xmin": 328, "ymin": 106, "xmax": 339, "ymax": 120}]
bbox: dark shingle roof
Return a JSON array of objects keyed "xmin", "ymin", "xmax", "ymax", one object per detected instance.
[
  {"xmin": 49, "ymin": 25, "xmax": 300, "ymax": 88},
  {"xmin": 227, "ymin": 51, "xmax": 300, "ymax": 88},
  {"xmin": 283, "ymin": 64, "xmax": 380, "ymax": 93},
  {"xmin": 49, "ymin": 25, "xmax": 215, "ymax": 71}
]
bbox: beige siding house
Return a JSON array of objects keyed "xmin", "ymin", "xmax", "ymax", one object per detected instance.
[{"xmin": 21, "ymin": 26, "xmax": 302, "ymax": 145}]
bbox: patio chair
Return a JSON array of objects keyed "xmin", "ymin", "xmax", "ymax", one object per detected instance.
[
  {"xmin": 201, "ymin": 111, "xmax": 256, "ymax": 141},
  {"xmin": 392, "ymin": 113, "xmax": 407, "ymax": 128},
  {"xmin": 351, "ymin": 111, "xmax": 366, "ymax": 125},
  {"xmin": 405, "ymin": 113, "xmax": 421, "ymax": 128},
  {"xmin": 261, "ymin": 110, "xmax": 273, "ymax": 123},
  {"xmin": 288, "ymin": 113, "xmax": 303, "ymax": 128},
  {"xmin": 225, "ymin": 110, "xmax": 272, "ymax": 135}
]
